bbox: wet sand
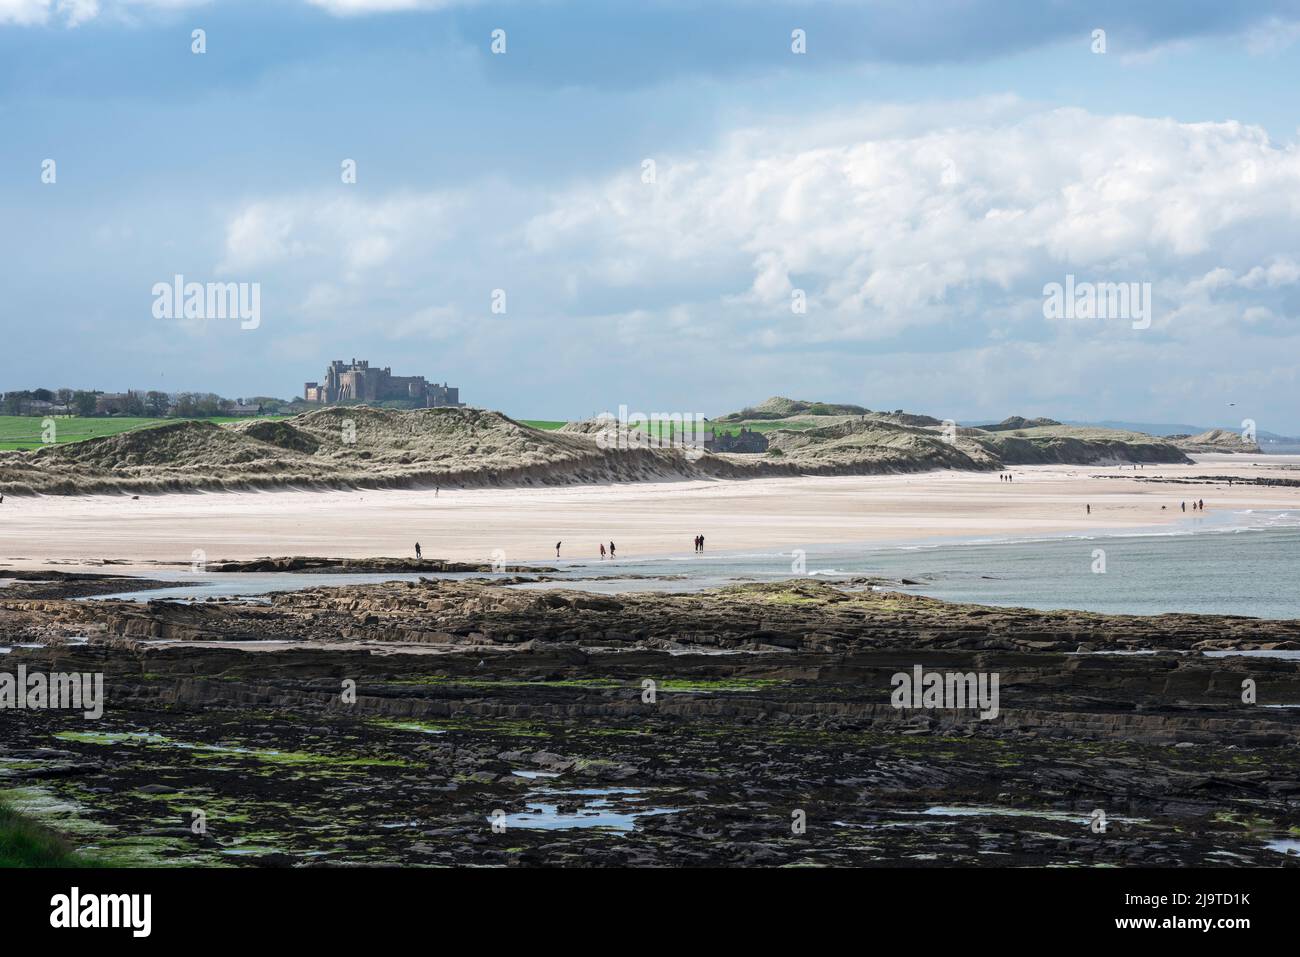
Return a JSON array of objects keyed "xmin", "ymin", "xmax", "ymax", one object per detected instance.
[{"xmin": 1, "ymin": 455, "xmax": 1296, "ymax": 572}]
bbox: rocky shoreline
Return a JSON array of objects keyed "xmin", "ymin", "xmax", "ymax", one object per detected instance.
[
  {"xmin": 2, "ymin": 577, "xmax": 1297, "ymax": 867},
  {"xmin": 0, "ymin": 570, "xmax": 175, "ymax": 600}
]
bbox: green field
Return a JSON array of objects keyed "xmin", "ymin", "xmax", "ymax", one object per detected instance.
[
  {"xmin": 709, "ymin": 419, "xmax": 820, "ymax": 436},
  {"xmin": 0, "ymin": 416, "xmax": 282, "ymax": 451},
  {"xmin": 517, "ymin": 419, "xmax": 567, "ymax": 431}
]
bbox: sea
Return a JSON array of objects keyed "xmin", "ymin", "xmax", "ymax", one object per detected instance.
[{"xmin": 73, "ymin": 508, "xmax": 1300, "ymax": 620}]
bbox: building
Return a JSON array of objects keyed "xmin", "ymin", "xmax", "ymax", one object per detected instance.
[
  {"xmin": 304, "ymin": 359, "xmax": 462, "ymax": 407},
  {"xmin": 706, "ymin": 426, "xmax": 769, "ymax": 454},
  {"xmin": 95, "ymin": 392, "xmax": 133, "ymax": 416}
]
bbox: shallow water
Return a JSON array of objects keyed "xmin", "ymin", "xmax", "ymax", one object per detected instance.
[
  {"xmin": 917, "ymin": 805, "xmax": 1146, "ymax": 825},
  {"xmin": 491, "ymin": 787, "xmax": 670, "ymax": 832},
  {"xmin": 1203, "ymin": 649, "xmax": 1300, "ymax": 659},
  {"xmin": 541, "ymin": 514, "xmax": 1300, "ymax": 618},
  {"xmin": 87, "ymin": 570, "xmax": 466, "ymax": 602},
  {"xmin": 80, "ymin": 510, "xmax": 1300, "ymax": 619}
]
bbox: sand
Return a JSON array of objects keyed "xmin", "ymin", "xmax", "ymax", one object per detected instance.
[{"xmin": 1, "ymin": 455, "xmax": 1296, "ymax": 573}]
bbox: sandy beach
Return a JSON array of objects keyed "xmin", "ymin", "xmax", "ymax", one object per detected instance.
[{"xmin": 1, "ymin": 454, "xmax": 1296, "ymax": 572}]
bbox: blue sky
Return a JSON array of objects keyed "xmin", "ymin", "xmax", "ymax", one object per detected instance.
[{"xmin": 2, "ymin": 0, "xmax": 1299, "ymax": 430}]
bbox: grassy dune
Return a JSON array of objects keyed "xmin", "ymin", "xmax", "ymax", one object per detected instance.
[
  {"xmin": 0, "ymin": 401, "xmax": 1192, "ymax": 497},
  {"xmin": 0, "ymin": 406, "xmax": 746, "ymax": 496}
]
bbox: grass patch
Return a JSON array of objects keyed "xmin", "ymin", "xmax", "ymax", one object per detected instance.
[
  {"xmin": 0, "ymin": 415, "xmax": 288, "ymax": 450},
  {"xmin": 760, "ymin": 592, "xmax": 822, "ymax": 605},
  {"xmin": 0, "ymin": 800, "xmax": 95, "ymax": 867},
  {"xmin": 708, "ymin": 419, "xmax": 821, "ymax": 436},
  {"xmin": 54, "ymin": 731, "xmax": 169, "ymax": 746},
  {"xmin": 54, "ymin": 729, "xmax": 410, "ymax": 769},
  {"xmin": 657, "ymin": 678, "xmax": 783, "ymax": 692}
]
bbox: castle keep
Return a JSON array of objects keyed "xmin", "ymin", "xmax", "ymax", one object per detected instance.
[{"xmin": 304, "ymin": 359, "xmax": 462, "ymax": 407}]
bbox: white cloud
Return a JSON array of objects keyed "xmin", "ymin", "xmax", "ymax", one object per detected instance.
[
  {"xmin": 382, "ymin": 304, "xmax": 468, "ymax": 342},
  {"xmin": 218, "ymin": 192, "xmax": 457, "ymax": 280},
  {"xmin": 57, "ymin": 0, "xmax": 97, "ymax": 25},
  {"xmin": 218, "ymin": 105, "xmax": 1300, "ymax": 348},
  {"xmin": 0, "ymin": 0, "xmax": 55, "ymax": 25},
  {"xmin": 303, "ymin": 0, "xmax": 474, "ymax": 15},
  {"xmin": 1186, "ymin": 258, "xmax": 1300, "ymax": 295},
  {"xmin": 1242, "ymin": 16, "xmax": 1300, "ymax": 54},
  {"xmin": 522, "ymin": 105, "xmax": 1300, "ymax": 342},
  {"xmin": 1, "ymin": 0, "xmax": 210, "ymax": 26}
]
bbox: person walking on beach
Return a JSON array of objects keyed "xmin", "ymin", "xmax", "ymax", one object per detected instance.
[
  {"xmin": 1181, "ymin": 501, "xmax": 1186, "ymax": 512},
  {"xmin": 609, "ymin": 541, "xmax": 616, "ymax": 558},
  {"xmin": 415, "ymin": 542, "xmax": 422, "ymax": 560},
  {"xmin": 1086, "ymin": 504, "xmax": 1090, "ymax": 515},
  {"xmin": 556, "ymin": 542, "xmax": 562, "ymax": 559},
  {"xmin": 698, "ymin": 534, "xmax": 705, "ymax": 552},
  {"xmin": 600, "ymin": 543, "xmax": 606, "ymax": 559},
  {"xmin": 1199, "ymin": 499, "xmax": 1205, "ymax": 510}
]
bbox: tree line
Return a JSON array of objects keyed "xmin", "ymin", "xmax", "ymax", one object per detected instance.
[{"xmin": 1, "ymin": 389, "xmax": 293, "ymax": 418}]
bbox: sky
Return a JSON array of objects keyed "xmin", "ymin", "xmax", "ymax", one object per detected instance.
[{"xmin": 2, "ymin": 0, "xmax": 1299, "ymax": 431}]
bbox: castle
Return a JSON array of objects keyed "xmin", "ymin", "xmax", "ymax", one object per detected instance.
[{"xmin": 304, "ymin": 359, "xmax": 462, "ymax": 407}]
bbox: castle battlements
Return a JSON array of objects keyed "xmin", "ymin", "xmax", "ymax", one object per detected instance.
[{"xmin": 304, "ymin": 358, "xmax": 462, "ymax": 407}]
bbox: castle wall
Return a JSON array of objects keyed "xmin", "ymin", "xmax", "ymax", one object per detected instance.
[{"xmin": 304, "ymin": 360, "xmax": 462, "ymax": 406}]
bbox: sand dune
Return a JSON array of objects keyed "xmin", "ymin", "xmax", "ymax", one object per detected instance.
[{"xmin": 0, "ymin": 405, "xmax": 1193, "ymax": 498}]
